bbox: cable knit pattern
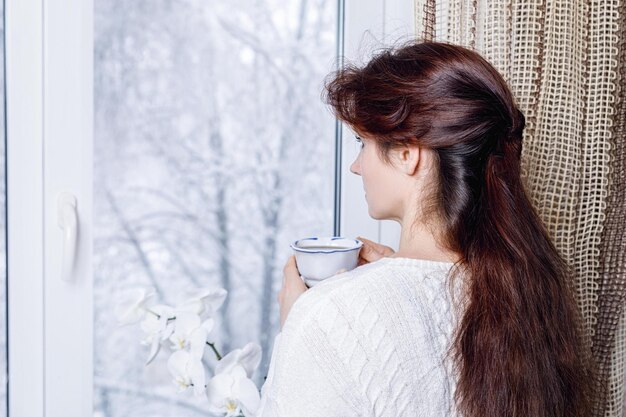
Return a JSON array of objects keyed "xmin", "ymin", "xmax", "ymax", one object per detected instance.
[{"xmin": 255, "ymin": 257, "xmax": 463, "ymax": 417}]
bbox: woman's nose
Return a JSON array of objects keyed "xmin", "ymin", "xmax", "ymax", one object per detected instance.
[{"xmin": 350, "ymin": 158, "xmax": 361, "ymax": 176}]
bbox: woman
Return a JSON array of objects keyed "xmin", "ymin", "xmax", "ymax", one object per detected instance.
[{"xmin": 255, "ymin": 41, "xmax": 594, "ymax": 417}]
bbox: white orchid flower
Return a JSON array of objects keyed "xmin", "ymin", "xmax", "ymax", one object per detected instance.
[
  {"xmin": 215, "ymin": 342, "xmax": 262, "ymax": 378},
  {"xmin": 169, "ymin": 312, "xmax": 201, "ymax": 350},
  {"xmin": 167, "ymin": 349, "xmax": 206, "ymax": 397},
  {"xmin": 177, "ymin": 287, "xmax": 227, "ymax": 316},
  {"xmin": 114, "ymin": 287, "xmax": 156, "ymax": 325},
  {"xmin": 206, "ymin": 364, "xmax": 260, "ymax": 417},
  {"xmin": 169, "ymin": 311, "xmax": 214, "ymax": 355},
  {"xmin": 140, "ymin": 304, "xmax": 175, "ymax": 365}
]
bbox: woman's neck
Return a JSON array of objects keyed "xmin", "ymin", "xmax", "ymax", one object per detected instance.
[{"xmin": 392, "ymin": 221, "xmax": 461, "ymax": 263}]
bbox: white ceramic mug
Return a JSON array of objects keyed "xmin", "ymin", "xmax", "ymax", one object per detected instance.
[{"xmin": 290, "ymin": 236, "xmax": 363, "ymax": 287}]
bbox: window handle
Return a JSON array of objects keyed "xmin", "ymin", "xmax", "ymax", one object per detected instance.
[{"xmin": 57, "ymin": 192, "xmax": 78, "ymax": 282}]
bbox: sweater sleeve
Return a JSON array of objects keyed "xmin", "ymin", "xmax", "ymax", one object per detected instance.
[{"xmin": 255, "ymin": 290, "xmax": 365, "ymax": 417}]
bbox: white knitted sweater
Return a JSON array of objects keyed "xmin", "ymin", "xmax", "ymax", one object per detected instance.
[{"xmin": 255, "ymin": 256, "xmax": 463, "ymax": 417}]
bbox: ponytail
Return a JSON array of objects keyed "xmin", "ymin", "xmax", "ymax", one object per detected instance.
[{"xmin": 450, "ymin": 114, "xmax": 593, "ymax": 416}]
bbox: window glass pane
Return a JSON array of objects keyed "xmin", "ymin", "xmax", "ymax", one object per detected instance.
[{"xmin": 94, "ymin": 1, "xmax": 338, "ymax": 415}]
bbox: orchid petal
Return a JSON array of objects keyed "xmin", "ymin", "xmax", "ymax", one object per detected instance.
[
  {"xmin": 167, "ymin": 350, "xmax": 189, "ymax": 380},
  {"xmin": 235, "ymin": 376, "xmax": 261, "ymax": 416},
  {"xmin": 139, "ymin": 304, "xmax": 175, "ymax": 358},
  {"xmin": 215, "ymin": 342, "xmax": 262, "ymax": 378},
  {"xmin": 206, "ymin": 373, "xmax": 234, "ymax": 410},
  {"xmin": 201, "ymin": 288, "xmax": 227, "ymax": 313},
  {"xmin": 188, "ymin": 358, "xmax": 206, "ymax": 397},
  {"xmin": 114, "ymin": 287, "xmax": 155, "ymax": 325},
  {"xmin": 167, "ymin": 350, "xmax": 207, "ymax": 394},
  {"xmin": 237, "ymin": 343, "xmax": 262, "ymax": 377},
  {"xmin": 139, "ymin": 314, "xmax": 160, "ymax": 336},
  {"xmin": 180, "ymin": 288, "xmax": 228, "ymax": 316},
  {"xmin": 145, "ymin": 336, "xmax": 161, "ymax": 366},
  {"xmin": 174, "ymin": 311, "xmax": 201, "ymax": 333},
  {"xmin": 214, "ymin": 349, "xmax": 240, "ymax": 376},
  {"xmin": 188, "ymin": 326, "xmax": 209, "ymax": 361},
  {"xmin": 167, "ymin": 350, "xmax": 192, "ymax": 391},
  {"xmin": 161, "ymin": 319, "xmax": 175, "ymax": 341},
  {"xmin": 229, "ymin": 364, "xmax": 247, "ymax": 381},
  {"xmin": 200, "ymin": 318, "xmax": 214, "ymax": 333},
  {"xmin": 169, "ymin": 311, "xmax": 201, "ymax": 350}
]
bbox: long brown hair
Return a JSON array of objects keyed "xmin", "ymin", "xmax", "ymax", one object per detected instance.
[{"xmin": 324, "ymin": 41, "xmax": 595, "ymax": 417}]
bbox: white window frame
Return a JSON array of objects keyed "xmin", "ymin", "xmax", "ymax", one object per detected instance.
[
  {"xmin": 5, "ymin": 0, "xmax": 414, "ymax": 415},
  {"xmin": 7, "ymin": 0, "xmax": 94, "ymax": 415},
  {"xmin": 340, "ymin": 0, "xmax": 414, "ymax": 249},
  {"xmin": 6, "ymin": 0, "xmax": 45, "ymax": 416}
]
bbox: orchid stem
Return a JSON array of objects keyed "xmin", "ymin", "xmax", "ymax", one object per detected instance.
[
  {"xmin": 206, "ymin": 341, "xmax": 222, "ymax": 360},
  {"xmin": 145, "ymin": 309, "xmax": 176, "ymax": 323},
  {"xmin": 146, "ymin": 309, "xmax": 160, "ymax": 318}
]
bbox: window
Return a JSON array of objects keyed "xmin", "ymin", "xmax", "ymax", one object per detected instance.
[
  {"xmin": 93, "ymin": 1, "xmax": 338, "ymax": 415},
  {"xmin": 5, "ymin": 0, "xmax": 412, "ymax": 415}
]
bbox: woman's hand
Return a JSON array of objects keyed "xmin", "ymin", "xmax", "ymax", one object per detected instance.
[
  {"xmin": 277, "ymin": 255, "xmax": 308, "ymax": 330},
  {"xmin": 357, "ymin": 236, "xmax": 395, "ymax": 266}
]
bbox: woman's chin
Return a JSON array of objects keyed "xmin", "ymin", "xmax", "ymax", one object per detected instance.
[
  {"xmin": 367, "ymin": 206, "xmax": 397, "ymax": 221},
  {"xmin": 367, "ymin": 207, "xmax": 384, "ymax": 220}
]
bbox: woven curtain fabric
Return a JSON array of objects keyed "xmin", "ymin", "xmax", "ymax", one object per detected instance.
[
  {"xmin": 595, "ymin": 0, "xmax": 626, "ymax": 412},
  {"xmin": 415, "ymin": 1, "xmax": 626, "ymax": 416},
  {"xmin": 440, "ymin": 0, "xmax": 477, "ymax": 49}
]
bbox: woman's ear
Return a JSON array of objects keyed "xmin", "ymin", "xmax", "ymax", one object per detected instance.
[{"xmin": 393, "ymin": 144, "xmax": 421, "ymax": 176}]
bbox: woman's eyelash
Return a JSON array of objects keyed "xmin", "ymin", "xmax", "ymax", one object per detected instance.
[{"xmin": 354, "ymin": 135, "xmax": 364, "ymax": 147}]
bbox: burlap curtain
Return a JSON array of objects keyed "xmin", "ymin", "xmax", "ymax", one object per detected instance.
[{"xmin": 413, "ymin": 1, "xmax": 626, "ymax": 416}]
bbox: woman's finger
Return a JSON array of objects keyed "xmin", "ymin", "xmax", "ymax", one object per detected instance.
[
  {"xmin": 278, "ymin": 255, "xmax": 308, "ymax": 329},
  {"xmin": 358, "ymin": 236, "xmax": 395, "ymax": 255},
  {"xmin": 356, "ymin": 236, "xmax": 395, "ymax": 264},
  {"xmin": 283, "ymin": 256, "xmax": 302, "ymax": 287},
  {"xmin": 283, "ymin": 255, "xmax": 299, "ymax": 276},
  {"xmin": 359, "ymin": 242, "xmax": 383, "ymax": 262}
]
